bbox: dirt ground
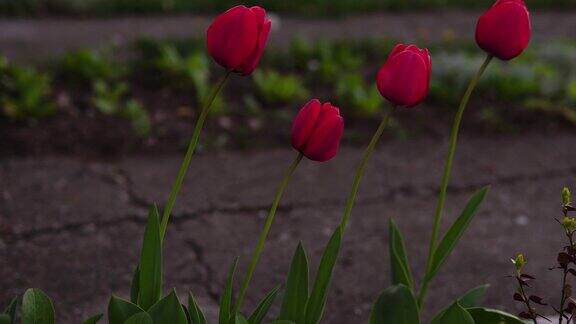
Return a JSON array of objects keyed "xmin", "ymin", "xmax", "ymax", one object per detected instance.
[
  {"xmin": 2, "ymin": 133, "xmax": 575, "ymax": 322},
  {"xmin": 1, "ymin": 10, "xmax": 576, "ymax": 62}
]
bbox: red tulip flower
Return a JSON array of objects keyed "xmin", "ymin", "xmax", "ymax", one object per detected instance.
[
  {"xmin": 476, "ymin": 0, "xmax": 531, "ymax": 60},
  {"xmin": 207, "ymin": 5, "xmax": 272, "ymax": 75},
  {"xmin": 376, "ymin": 44, "xmax": 432, "ymax": 108},
  {"xmin": 292, "ymin": 99, "xmax": 344, "ymax": 162}
]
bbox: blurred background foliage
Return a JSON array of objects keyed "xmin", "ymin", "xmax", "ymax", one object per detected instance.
[
  {"xmin": 1, "ymin": 0, "xmax": 575, "ymax": 16},
  {"xmin": 1, "ymin": 36, "xmax": 576, "ymax": 146}
]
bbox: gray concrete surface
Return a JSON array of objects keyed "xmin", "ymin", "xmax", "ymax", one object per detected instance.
[
  {"xmin": 1, "ymin": 133, "xmax": 576, "ymax": 322},
  {"xmin": 1, "ymin": 10, "xmax": 576, "ymax": 62}
]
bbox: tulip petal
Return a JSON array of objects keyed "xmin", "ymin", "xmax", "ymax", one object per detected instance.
[
  {"xmin": 302, "ymin": 108, "xmax": 344, "ymax": 162},
  {"xmin": 389, "ymin": 44, "xmax": 409, "ymax": 58},
  {"xmin": 476, "ymin": 1, "xmax": 531, "ymax": 60},
  {"xmin": 207, "ymin": 5, "xmax": 260, "ymax": 71},
  {"xmin": 377, "ymin": 50, "xmax": 429, "ymax": 108},
  {"xmin": 291, "ymin": 99, "xmax": 322, "ymax": 151},
  {"xmin": 239, "ymin": 16, "xmax": 272, "ymax": 75}
]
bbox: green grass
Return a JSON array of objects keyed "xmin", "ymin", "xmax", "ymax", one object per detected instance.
[{"xmin": 1, "ymin": 0, "xmax": 574, "ymax": 17}]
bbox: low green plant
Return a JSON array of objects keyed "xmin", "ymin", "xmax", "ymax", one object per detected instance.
[
  {"xmin": 0, "ymin": 57, "xmax": 55, "ymax": 120},
  {"xmin": 92, "ymin": 79, "xmax": 150, "ymax": 136},
  {"xmin": 145, "ymin": 44, "xmax": 226, "ymax": 114},
  {"xmin": 58, "ymin": 49, "xmax": 124, "ymax": 87},
  {"xmin": 253, "ymin": 69, "xmax": 308, "ymax": 105},
  {"xmin": 336, "ymin": 73, "xmax": 382, "ymax": 117},
  {"xmin": 286, "ymin": 38, "xmax": 366, "ymax": 83},
  {"xmin": 1, "ymin": 288, "xmax": 56, "ymax": 324},
  {"xmin": 505, "ymin": 188, "xmax": 576, "ymax": 323}
]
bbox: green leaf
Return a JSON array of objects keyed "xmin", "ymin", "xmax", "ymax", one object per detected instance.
[
  {"xmin": 0, "ymin": 315, "xmax": 11, "ymax": 324},
  {"xmin": 130, "ymin": 266, "xmax": 140, "ymax": 304},
  {"xmin": 369, "ymin": 284, "xmax": 419, "ymax": 324},
  {"xmin": 271, "ymin": 321, "xmax": 295, "ymax": 324},
  {"xmin": 188, "ymin": 292, "xmax": 207, "ymax": 324},
  {"xmin": 124, "ymin": 312, "xmax": 153, "ymax": 324},
  {"xmin": 467, "ymin": 308, "xmax": 525, "ymax": 324},
  {"xmin": 219, "ymin": 257, "xmax": 239, "ymax": 324},
  {"xmin": 248, "ymin": 286, "xmax": 280, "ymax": 324},
  {"xmin": 304, "ymin": 226, "xmax": 342, "ymax": 324},
  {"xmin": 234, "ymin": 314, "xmax": 249, "ymax": 324},
  {"xmin": 0, "ymin": 314, "xmax": 12, "ymax": 324},
  {"xmin": 22, "ymin": 288, "xmax": 55, "ymax": 324},
  {"xmin": 389, "ymin": 220, "xmax": 414, "ymax": 290},
  {"xmin": 431, "ymin": 302, "xmax": 474, "ymax": 324},
  {"xmin": 108, "ymin": 295, "xmax": 144, "ymax": 324},
  {"xmin": 459, "ymin": 284, "xmax": 490, "ymax": 308},
  {"xmin": 148, "ymin": 290, "xmax": 188, "ymax": 324},
  {"xmin": 279, "ymin": 243, "xmax": 309, "ymax": 322},
  {"xmin": 428, "ymin": 187, "xmax": 489, "ymax": 280},
  {"xmin": 83, "ymin": 314, "xmax": 103, "ymax": 324},
  {"xmin": 139, "ymin": 204, "xmax": 163, "ymax": 310},
  {"xmin": 3, "ymin": 297, "xmax": 17, "ymax": 324}
]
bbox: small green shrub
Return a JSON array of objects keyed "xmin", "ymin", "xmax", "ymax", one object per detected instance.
[
  {"xmin": 139, "ymin": 43, "xmax": 226, "ymax": 114},
  {"xmin": 253, "ymin": 69, "xmax": 308, "ymax": 105},
  {"xmin": 58, "ymin": 49, "xmax": 124, "ymax": 86},
  {"xmin": 336, "ymin": 73, "xmax": 382, "ymax": 117},
  {"xmin": 0, "ymin": 57, "xmax": 55, "ymax": 120},
  {"xmin": 92, "ymin": 79, "xmax": 150, "ymax": 136},
  {"xmin": 297, "ymin": 40, "xmax": 364, "ymax": 84}
]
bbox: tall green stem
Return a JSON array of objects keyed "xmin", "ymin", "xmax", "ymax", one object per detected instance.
[
  {"xmin": 340, "ymin": 108, "xmax": 394, "ymax": 231},
  {"xmin": 160, "ymin": 70, "xmax": 232, "ymax": 240},
  {"xmin": 233, "ymin": 152, "xmax": 304, "ymax": 313},
  {"xmin": 418, "ymin": 54, "xmax": 493, "ymax": 307}
]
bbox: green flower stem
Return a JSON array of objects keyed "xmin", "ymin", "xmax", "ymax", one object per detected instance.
[
  {"xmin": 159, "ymin": 70, "xmax": 232, "ymax": 240},
  {"xmin": 233, "ymin": 152, "xmax": 304, "ymax": 314},
  {"xmin": 418, "ymin": 54, "xmax": 493, "ymax": 308},
  {"xmin": 340, "ymin": 107, "xmax": 395, "ymax": 231}
]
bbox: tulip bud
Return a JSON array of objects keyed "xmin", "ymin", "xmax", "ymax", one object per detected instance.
[
  {"xmin": 207, "ymin": 5, "xmax": 272, "ymax": 75},
  {"xmin": 376, "ymin": 44, "xmax": 431, "ymax": 108},
  {"xmin": 475, "ymin": 0, "xmax": 531, "ymax": 61},
  {"xmin": 292, "ymin": 99, "xmax": 344, "ymax": 162}
]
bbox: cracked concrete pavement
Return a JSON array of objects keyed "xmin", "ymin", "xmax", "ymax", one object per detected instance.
[{"xmin": 1, "ymin": 133, "xmax": 576, "ymax": 322}]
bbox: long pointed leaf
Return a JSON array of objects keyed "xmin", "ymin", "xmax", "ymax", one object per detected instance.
[
  {"xmin": 108, "ymin": 295, "xmax": 144, "ymax": 324},
  {"xmin": 124, "ymin": 312, "xmax": 153, "ymax": 324},
  {"xmin": 82, "ymin": 314, "xmax": 103, "ymax": 324},
  {"xmin": 22, "ymin": 288, "xmax": 55, "ymax": 324},
  {"xmin": 467, "ymin": 307, "xmax": 524, "ymax": 323},
  {"xmin": 431, "ymin": 302, "xmax": 474, "ymax": 324},
  {"xmin": 248, "ymin": 286, "xmax": 280, "ymax": 324},
  {"xmin": 188, "ymin": 292, "xmax": 207, "ymax": 324},
  {"xmin": 3, "ymin": 297, "xmax": 17, "ymax": 324},
  {"xmin": 130, "ymin": 266, "xmax": 140, "ymax": 304},
  {"xmin": 279, "ymin": 243, "xmax": 309, "ymax": 322},
  {"xmin": 148, "ymin": 289, "xmax": 188, "ymax": 324},
  {"xmin": 370, "ymin": 284, "xmax": 419, "ymax": 324},
  {"xmin": 219, "ymin": 257, "xmax": 239, "ymax": 324},
  {"xmin": 459, "ymin": 284, "xmax": 490, "ymax": 308},
  {"xmin": 428, "ymin": 187, "xmax": 489, "ymax": 280},
  {"xmin": 304, "ymin": 226, "xmax": 342, "ymax": 324},
  {"xmin": 0, "ymin": 315, "xmax": 10, "ymax": 324},
  {"xmin": 389, "ymin": 220, "xmax": 414, "ymax": 290},
  {"xmin": 234, "ymin": 314, "xmax": 249, "ymax": 324},
  {"xmin": 139, "ymin": 204, "xmax": 163, "ymax": 310}
]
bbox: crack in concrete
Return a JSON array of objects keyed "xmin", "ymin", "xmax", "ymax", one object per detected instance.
[
  {"xmin": 5, "ymin": 166, "xmax": 576, "ymax": 242},
  {"xmin": 185, "ymin": 238, "xmax": 220, "ymax": 304},
  {"xmin": 87, "ymin": 164, "xmax": 151, "ymax": 211}
]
